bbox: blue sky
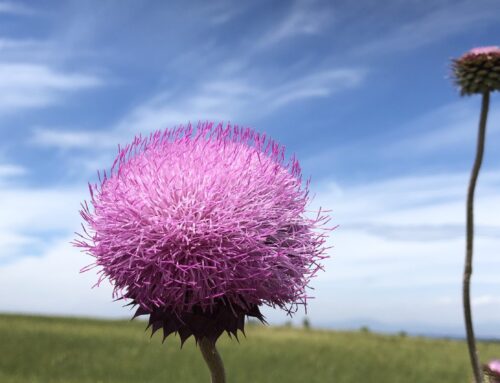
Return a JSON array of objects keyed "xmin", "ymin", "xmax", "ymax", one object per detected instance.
[{"xmin": 0, "ymin": 0, "xmax": 499, "ymax": 336}]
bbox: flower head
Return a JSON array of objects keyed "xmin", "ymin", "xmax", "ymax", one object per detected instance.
[
  {"xmin": 75, "ymin": 122, "xmax": 330, "ymax": 343},
  {"xmin": 469, "ymin": 46, "xmax": 500, "ymax": 55},
  {"xmin": 452, "ymin": 46, "xmax": 500, "ymax": 95},
  {"xmin": 484, "ymin": 360, "xmax": 500, "ymax": 382}
]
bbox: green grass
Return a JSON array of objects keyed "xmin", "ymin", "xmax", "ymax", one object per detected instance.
[{"xmin": 0, "ymin": 314, "xmax": 498, "ymax": 382}]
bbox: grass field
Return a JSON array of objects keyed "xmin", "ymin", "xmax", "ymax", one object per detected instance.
[{"xmin": 0, "ymin": 314, "xmax": 498, "ymax": 383}]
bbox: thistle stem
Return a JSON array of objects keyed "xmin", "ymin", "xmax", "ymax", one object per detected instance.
[
  {"xmin": 464, "ymin": 91, "xmax": 490, "ymax": 383},
  {"xmin": 199, "ymin": 337, "xmax": 226, "ymax": 383}
]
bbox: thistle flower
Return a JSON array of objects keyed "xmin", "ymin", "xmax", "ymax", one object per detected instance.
[
  {"xmin": 484, "ymin": 360, "xmax": 500, "ymax": 383},
  {"xmin": 452, "ymin": 46, "xmax": 500, "ymax": 95},
  {"xmin": 75, "ymin": 122, "xmax": 329, "ymax": 345},
  {"xmin": 450, "ymin": 47, "xmax": 498, "ymax": 383}
]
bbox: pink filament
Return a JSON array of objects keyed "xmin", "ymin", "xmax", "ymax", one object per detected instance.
[{"xmin": 74, "ymin": 122, "xmax": 331, "ymax": 316}]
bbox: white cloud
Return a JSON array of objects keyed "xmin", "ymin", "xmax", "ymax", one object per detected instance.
[
  {"xmin": 304, "ymin": 99, "xmax": 500, "ymax": 175},
  {"xmin": 0, "ymin": 186, "xmax": 85, "ymax": 234},
  {"xmin": 0, "ymin": 63, "xmax": 100, "ymax": 90},
  {"xmin": 267, "ymin": 69, "xmax": 363, "ymax": 109},
  {"xmin": 389, "ymin": 101, "xmax": 500, "ymax": 155},
  {"xmin": 261, "ymin": 171, "xmax": 500, "ymax": 331},
  {"xmin": 0, "ymin": 63, "xmax": 102, "ymax": 115},
  {"xmin": 256, "ymin": 0, "xmax": 332, "ymax": 49},
  {"xmin": 0, "ymin": 38, "xmax": 58, "ymax": 64},
  {"xmin": 472, "ymin": 295, "xmax": 500, "ymax": 307},
  {"xmin": 314, "ymin": 171, "xmax": 500, "ymax": 237},
  {"xmin": 30, "ymin": 127, "xmax": 117, "ymax": 150},
  {"xmin": 0, "ymin": 163, "xmax": 27, "ymax": 189},
  {"xmin": 0, "ymin": 38, "xmax": 41, "ymax": 50},
  {"xmin": 0, "ymin": 1, "xmax": 35, "ymax": 16},
  {"xmin": 0, "ymin": 237, "xmax": 129, "ymax": 318},
  {"xmin": 0, "ymin": 163, "xmax": 26, "ymax": 178},
  {"xmin": 0, "ymin": 232, "xmax": 40, "ymax": 260},
  {"xmin": 0, "ymin": 185, "xmax": 86, "ymax": 260},
  {"xmin": 117, "ymin": 68, "xmax": 364, "ymax": 132},
  {"xmin": 202, "ymin": 0, "xmax": 249, "ymax": 25}
]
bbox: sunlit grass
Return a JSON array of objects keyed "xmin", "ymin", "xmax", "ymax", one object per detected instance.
[{"xmin": 0, "ymin": 314, "xmax": 498, "ymax": 382}]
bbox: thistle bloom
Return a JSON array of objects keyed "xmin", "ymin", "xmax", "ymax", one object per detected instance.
[
  {"xmin": 75, "ymin": 122, "xmax": 329, "ymax": 344},
  {"xmin": 469, "ymin": 46, "xmax": 500, "ymax": 55},
  {"xmin": 484, "ymin": 360, "xmax": 500, "ymax": 382},
  {"xmin": 451, "ymin": 47, "xmax": 498, "ymax": 383},
  {"xmin": 452, "ymin": 45, "xmax": 500, "ymax": 95}
]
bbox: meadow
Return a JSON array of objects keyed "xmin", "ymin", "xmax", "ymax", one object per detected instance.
[{"xmin": 1, "ymin": 314, "xmax": 499, "ymax": 382}]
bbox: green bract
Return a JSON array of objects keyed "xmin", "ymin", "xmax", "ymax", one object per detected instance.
[{"xmin": 453, "ymin": 46, "xmax": 500, "ymax": 96}]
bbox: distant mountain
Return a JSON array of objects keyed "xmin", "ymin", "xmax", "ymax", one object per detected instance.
[{"xmin": 314, "ymin": 318, "xmax": 499, "ymax": 340}]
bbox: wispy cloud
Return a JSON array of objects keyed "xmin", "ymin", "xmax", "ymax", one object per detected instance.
[
  {"xmin": 303, "ymin": 99, "xmax": 500, "ymax": 179},
  {"xmin": 0, "ymin": 232, "xmax": 40, "ymax": 260},
  {"xmin": 0, "ymin": 182, "xmax": 87, "ymax": 266},
  {"xmin": 314, "ymin": 170, "xmax": 500, "ymax": 235},
  {"xmin": 30, "ymin": 128, "xmax": 116, "ymax": 150},
  {"xmin": 267, "ymin": 69, "xmax": 362, "ymax": 108},
  {"xmin": 0, "ymin": 237, "xmax": 127, "ymax": 317},
  {"xmin": 310, "ymin": 170, "xmax": 500, "ymax": 291},
  {"xmin": 256, "ymin": 0, "xmax": 332, "ymax": 49},
  {"xmin": 0, "ymin": 63, "xmax": 102, "ymax": 115},
  {"xmin": 472, "ymin": 295, "xmax": 500, "ymax": 307},
  {"xmin": 0, "ymin": 163, "xmax": 26, "ymax": 179},
  {"xmin": 0, "ymin": 182, "xmax": 130, "ymax": 317},
  {"xmin": 347, "ymin": 222, "xmax": 500, "ymax": 242},
  {"xmin": 0, "ymin": 1, "xmax": 35, "ymax": 16},
  {"xmin": 296, "ymin": 170, "xmax": 500, "ymax": 328},
  {"xmin": 0, "ymin": 186, "xmax": 85, "ymax": 238},
  {"xmin": 118, "ymin": 67, "xmax": 364, "ymax": 132},
  {"xmin": 202, "ymin": 0, "xmax": 249, "ymax": 25},
  {"xmin": 388, "ymin": 101, "xmax": 500, "ymax": 155},
  {"xmin": 0, "ymin": 38, "xmax": 41, "ymax": 50},
  {"xmin": 0, "ymin": 38, "xmax": 56, "ymax": 63}
]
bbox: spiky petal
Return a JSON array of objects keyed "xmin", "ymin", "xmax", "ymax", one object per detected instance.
[{"xmin": 74, "ymin": 122, "xmax": 330, "ymax": 343}]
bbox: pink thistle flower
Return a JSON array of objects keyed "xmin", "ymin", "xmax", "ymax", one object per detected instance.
[
  {"xmin": 484, "ymin": 360, "xmax": 500, "ymax": 383},
  {"xmin": 450, "ymin": 46, "xmax": 499, "ymax": 383},
  {"xmin": 468, "ymin": 46, "xmax": 500, "ymax": 55},
  {"xmin": 74, "ymin": 122, "xmax": 330, "ymax": 344},
  {"xmin": 452, "ymin": 46, "xmax": 500, "ymax": 95},
  {"xmin": 490, "ymin": 360, "xmax": 500, "ymax": 373}
]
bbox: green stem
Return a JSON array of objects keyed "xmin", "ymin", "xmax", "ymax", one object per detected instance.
[
  {"xmin": 464, "ymin": 91, "xmax": 490, "ymax": 383},
  {"xmin": 199, "ymin": 337, "xmax": 226, "ymax": 383}
]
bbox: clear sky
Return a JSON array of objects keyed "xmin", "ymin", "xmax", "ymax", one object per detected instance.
[{"xmin": 0, "ymin": 0, "xmax": 499, "ymax": 337}]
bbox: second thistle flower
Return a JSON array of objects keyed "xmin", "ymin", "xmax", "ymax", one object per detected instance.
[{"xmin": 452, "ymin": 46, "xmax": 500, "ymax": 96}]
